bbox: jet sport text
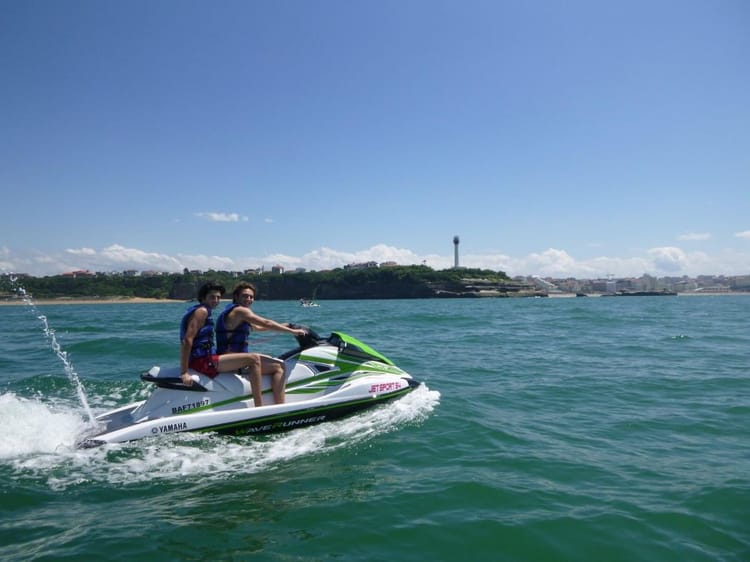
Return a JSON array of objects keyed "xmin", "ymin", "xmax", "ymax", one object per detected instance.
[{"xmin": 369, "ymin": 382, "xmax": 402, "ymax": 394}]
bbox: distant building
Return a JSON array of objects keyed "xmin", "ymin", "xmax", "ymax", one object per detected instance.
[
  {"xmin": 694, "ymin": 286, "xmax": 730, "ymax": 293},
  {"xmin": 590, "ymin": 279, "xmax": 609, "ymax": 293},
  {"xmin": 531, "ymin": 276, "xmax": 558, "ymax": 291},
  {"xmin": 344, "ymin": 261, "xmax": 378, "ymax": 270},
  {"xmin": 62, "ymin": 270, "xmax": 95, "ymax": 278}
]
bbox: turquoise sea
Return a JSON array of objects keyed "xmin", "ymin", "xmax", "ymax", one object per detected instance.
[{"xmin": 0, "ymin": 295, "xmax": 748, "ymax": 561}]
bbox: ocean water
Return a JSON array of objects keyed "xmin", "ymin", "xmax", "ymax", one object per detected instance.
[{"xmin": 0, "ymin": 295, "xmax": 748, "ymax": 561}]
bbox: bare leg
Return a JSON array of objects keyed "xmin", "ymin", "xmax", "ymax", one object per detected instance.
[
  {"xmin": 218, "ymin": 353, "xmax": 263, "ymax": 407},
  {"xmin": 271, "ymin": 363, "xmax": 285, "ymax": 404},
  {"xmin": 247, "ymin": 359, "xmax": 263, "ymax": 407},
  {"xmin": 260, "ymin": 356, "xmax": 286, "ymax": 404}
]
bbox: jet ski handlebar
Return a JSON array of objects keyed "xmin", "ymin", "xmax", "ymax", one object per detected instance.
[{"xmin": 287, "ymin": 324, "xmax": 324, "ymax": 350}]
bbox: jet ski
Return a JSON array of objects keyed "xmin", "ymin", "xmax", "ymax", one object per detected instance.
[{"xmin": 79, "ymin": 327, "xmax": 420, "ymax": 447}]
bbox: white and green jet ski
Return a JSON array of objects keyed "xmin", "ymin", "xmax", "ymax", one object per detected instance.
[{"xmin": 79, "ymin": 327, "xmax": 420, "ymax": 447}]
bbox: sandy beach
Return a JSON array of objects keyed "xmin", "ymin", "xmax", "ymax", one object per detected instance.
[{"xmin": 0, "ymin": 297, "xmax": 179, "ymax": 306}]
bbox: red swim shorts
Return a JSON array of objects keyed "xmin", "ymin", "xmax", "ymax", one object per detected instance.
[{"xmin": 188, "ymin": 355, "xmax": 220, "ymax": 377}]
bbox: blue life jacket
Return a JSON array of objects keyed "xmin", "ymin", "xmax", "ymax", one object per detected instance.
[
  {"xmin": 216, "ymin": 303, "xmax": 251, "ymax": 354},
  {"xmin": 180, "ymin": 304, "xmax": 215, "ymax": 359}
]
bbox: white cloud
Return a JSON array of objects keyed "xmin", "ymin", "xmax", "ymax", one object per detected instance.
[
  {"xmin": 735, "ymin": 230, "xmax": 750, "ymax": 240},
  {"xmin": 259, "ymin": 244, "xmax": 428, "ymax": 271},
  {"xmin": 461, "ymin": 249, "xmax": 650, "ymax": 279},
  {"xmin": 648, "ymin": 246, "xmax": 689, "ymax": 273},
  {"xmin": 194, "ymin": 212, "xmax": 246, "ymax": 223},
  {"xmin": 60, "ymin": 244, "xmax": 184, "ymax": 272},
  {"xmin": 2, "ymin": 242, "xmax": 750, "ymax": 279},
  {"xmin": 175, "ymin": 253, "xmax": 237, "ymax": 272},
  {"xmin": 0, "ymin": 246, "xmax": 12, "ymax": 272},
  {"xmin": 678, "ymin": 232, "xmax": 711, "ymax": 241},
  {"xmin": 66, "ymin": 247, "xmax": 97, "ymax": 256},
  {"xmin": 525, "ymin": 248, "xmax": 583, "ymax": 276}
]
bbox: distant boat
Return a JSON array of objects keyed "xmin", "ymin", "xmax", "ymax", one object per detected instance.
[{"xmin": 299, "ymin": 298, "xmax": 320, "ymax": 307}]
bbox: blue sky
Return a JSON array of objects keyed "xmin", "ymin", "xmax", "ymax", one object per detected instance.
[{"xmin": 1, "ymin": 0, "xmax": 748, "ymax": 279}]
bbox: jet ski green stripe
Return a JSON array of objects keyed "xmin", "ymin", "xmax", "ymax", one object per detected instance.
[
  {"xmin": 331, "ymin": 332, "xmax": 395, "ymax": 365},
  {"xmin": 286, "ymin": 370, "xmax": 402, "ymax": 394},
  {"xmin": 297, "ymin": 355, "xmax": 403, "ymax": 375},
  {"xmin": 173, "ymin": 370, "xmax": 357, "ymax": 414},
  {"xmin": 174, "ymin": 361, "xmax": 405, "ymax": 415},
  {"xmin": 194, "ymin": 386, "xmax": 414, "ymax": 434}
]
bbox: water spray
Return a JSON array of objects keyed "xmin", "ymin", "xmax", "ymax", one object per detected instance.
[{"xmin": 9, "ymin": 274, "xmax": 97, "ymax": 425}]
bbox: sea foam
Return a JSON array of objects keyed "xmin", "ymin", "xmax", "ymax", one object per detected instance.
[{"xmin": 0, "ymin": 392, "xmax": 88, "ymax": 458}]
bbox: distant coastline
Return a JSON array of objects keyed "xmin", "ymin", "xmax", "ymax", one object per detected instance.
[
  {"xmin": 547, "ymin": 292, "xmax": 749, "ymax": 298},
  {"xmin": 2, "ymin": 292, "xmax": 749, "ymax": 306},
  {"xmin": 5, "ymin": 267, "xmax": 749, "ymax": 301}
]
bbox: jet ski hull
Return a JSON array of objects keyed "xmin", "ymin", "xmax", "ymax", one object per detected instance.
[{"xmin": 80, "ymin": 329, "xmax": 421, "ymax": 447}]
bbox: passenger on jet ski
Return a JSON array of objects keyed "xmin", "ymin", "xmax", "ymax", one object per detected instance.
[
  {"xmin": 180, "ymin": 281, "xmax": 276, "ymax": 406},
  {"xmin": 217, "ymin": 282, "xmax": 306, "ymax": 405}
]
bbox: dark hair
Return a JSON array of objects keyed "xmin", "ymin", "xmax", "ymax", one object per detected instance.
[
  {"xmin": 232, "ymin": 281, "xmax": 257, "ymax": 302},
  {"xmin": 197, "ymin": 281, "xmax": 226, "ymax": 301}
]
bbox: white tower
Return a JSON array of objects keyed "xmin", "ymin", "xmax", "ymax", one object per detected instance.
[{"xmin": 453, "ymin": 235, "xmax": 460, "ymax": 268}]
